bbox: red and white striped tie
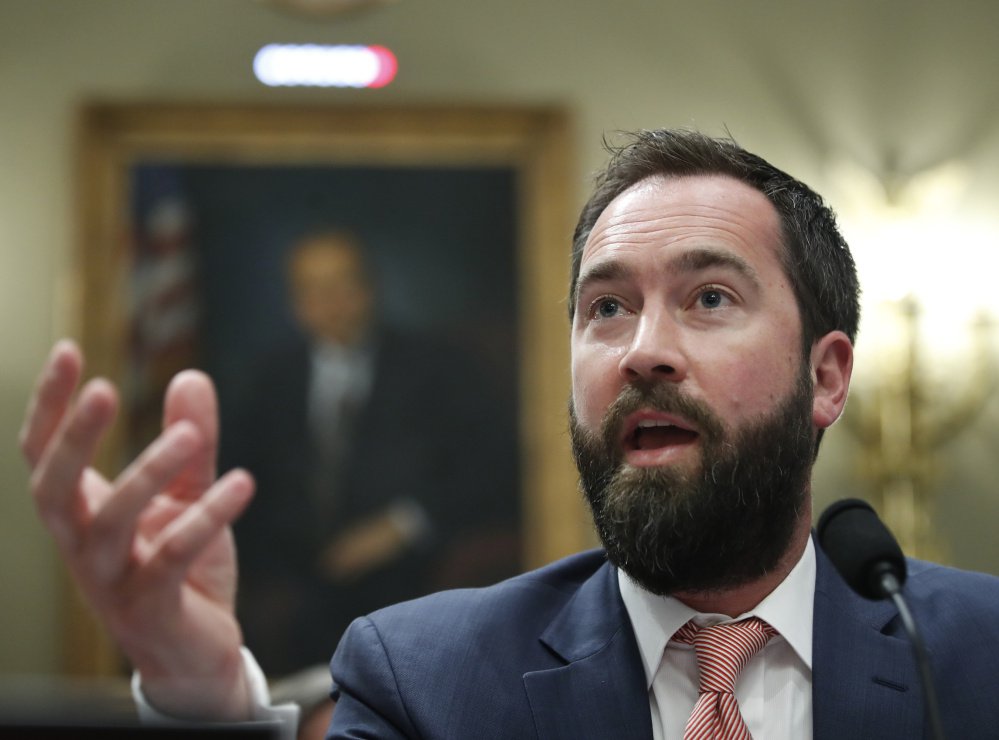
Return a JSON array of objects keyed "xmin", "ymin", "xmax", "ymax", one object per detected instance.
[{"xmin": 672, "ymin": 618, "xmax": 776, "ymax": 740}]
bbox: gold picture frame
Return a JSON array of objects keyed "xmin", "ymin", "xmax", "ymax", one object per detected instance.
[{"xmin": 70, "ymin": 101, "xmax": 587, "ymax": 675}]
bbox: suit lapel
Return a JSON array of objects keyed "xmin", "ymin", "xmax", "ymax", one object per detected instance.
[
  {"xmin": 524, "ymin": 560, "xmax": 653, "ymax": 740},
  {"xmin": 812, "ymin": 543, "xmax": 924, "ymax": 739}
]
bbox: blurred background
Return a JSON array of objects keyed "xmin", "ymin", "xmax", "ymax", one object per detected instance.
[{"xmin": 3, "ymin": 0, "xmax": 999, "ymax": 686}]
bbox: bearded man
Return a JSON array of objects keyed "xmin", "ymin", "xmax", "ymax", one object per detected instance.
[{"xmin": 22, "ymin": 130, "xmax": 999, "ymax": 739}]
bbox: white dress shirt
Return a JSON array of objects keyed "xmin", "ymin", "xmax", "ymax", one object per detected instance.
[{"xmin": 618, "ymin": 539, "xmax": 816, "ymax": 740}]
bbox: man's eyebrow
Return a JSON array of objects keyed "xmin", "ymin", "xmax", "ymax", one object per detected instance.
[
  {"xmin": 667, "ymin": 248, "xmax": 762, "ymax": 287},
  {"xmin": 575, "ymin": 260, "xmax": 635, "ymax": 296},
  {"xmin": 575, "ymin": 248, "xmax": 762, "ymax": 300}
]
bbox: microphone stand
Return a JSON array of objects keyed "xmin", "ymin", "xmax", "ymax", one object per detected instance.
[{"xmin": 876, "ymin": 567, "xmax": 947, "ymax": 740}]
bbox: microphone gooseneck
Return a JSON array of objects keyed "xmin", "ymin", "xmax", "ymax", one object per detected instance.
[{"xmin": 817, "ymin": 498, "xmax": 946, "ymax": 740}]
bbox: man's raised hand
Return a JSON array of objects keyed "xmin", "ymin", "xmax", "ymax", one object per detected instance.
[{"xmin": 20, "ymin": 340, "xmax": 256, "ymax": 720}]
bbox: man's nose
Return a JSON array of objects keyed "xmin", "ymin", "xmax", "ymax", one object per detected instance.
[{"xmin": 618, "ymin": 311, "xmax": 688, "ymax": 383}]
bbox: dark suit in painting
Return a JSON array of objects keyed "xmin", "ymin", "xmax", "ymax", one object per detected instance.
[
  {"xmin": 224, "ymin": 327, "xmax": 520, "ymax": 676},
  {"xmin": 328, "ymin": 542, "xmax": 999, "ymax": 739}
]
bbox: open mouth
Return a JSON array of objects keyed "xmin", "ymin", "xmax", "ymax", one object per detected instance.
[{"xmin": 622, "ymin": 415, "xmax": 700, "ymax": 460}]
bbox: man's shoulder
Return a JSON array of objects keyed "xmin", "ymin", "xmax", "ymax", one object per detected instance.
[
  {"xmin": 329, "ymin": 550, "xmax": 615, "ymax": 735},
  {"xmin": 343, "ymin": 548, "xmax": 612, "ymax": 656},
  {"xmin": 904, "ymin": 556, "xmax": 999, "ymax": 614},
  {"xmin": 370, "ymin": 548, "xmax": 611, "ymax": 627}
]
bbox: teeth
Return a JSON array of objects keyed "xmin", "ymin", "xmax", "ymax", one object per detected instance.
[{"xmin": 637, "ymin": 420, "xmax": 677, "ymax": 429}]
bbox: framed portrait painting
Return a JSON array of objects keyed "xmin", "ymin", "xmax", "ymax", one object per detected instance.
[{"xmin": 71, "ymin": 102, "xmax": 585, "ymax": 676}]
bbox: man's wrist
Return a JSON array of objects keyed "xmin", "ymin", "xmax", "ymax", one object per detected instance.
[{"xmin": 132, "ymin": 646, "xmax": 301, "ymax": 738}]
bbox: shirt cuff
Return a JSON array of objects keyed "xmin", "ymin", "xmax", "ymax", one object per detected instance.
[{"xmin": 131, "ymin": 646, "xmax": 301, "ymax": 740}]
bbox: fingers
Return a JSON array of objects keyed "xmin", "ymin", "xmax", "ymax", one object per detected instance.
[
  {"xmin": 146, "ymin": 469, "xmax": 254, "ymax": 583},
  {"xmin": 30, "ymin": 377, "xmax": 119, "ymax": 550},
  {"xmin": 163, "ymin": 370, "xmax": 220, "ymax": 499},
  {"xmin": 20, "ymin": 340, "xmax": 84, "ymax": 467},
  {"xmin": 88, "ymin": 421, "xmax": 205, "ymax": 583}
]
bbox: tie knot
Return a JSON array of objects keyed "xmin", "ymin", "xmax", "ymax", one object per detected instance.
[{"xmin": 672, "ymin": 617, "xmax": 776, "ymax": 694}]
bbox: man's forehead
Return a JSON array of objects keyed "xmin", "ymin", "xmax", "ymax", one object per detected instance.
[{"xmin": 580, "ymin": 173, "xmax": 782, "ymax": 267}]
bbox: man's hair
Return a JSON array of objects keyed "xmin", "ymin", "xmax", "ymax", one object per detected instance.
[{"xmin": 569, "ymin": 129, "xmax": 860, "ymax": 349}]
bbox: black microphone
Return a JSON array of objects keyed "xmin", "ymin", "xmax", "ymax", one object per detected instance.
[
  {"xmin": 816, "ymin": 498, "xmax": 907, "ymax": 599},
  {"xmin": 817, "ymin": 498, "xmax": 946, "ymax": 740}
]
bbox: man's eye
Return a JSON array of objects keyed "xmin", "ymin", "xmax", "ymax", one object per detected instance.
[
  {"xmin": 592, "ymin": 298, "xmax": 624, "ymax": 319},
  {"xmin": 698, "ymin": 289, "xmax": 728, "ymax": 309}
]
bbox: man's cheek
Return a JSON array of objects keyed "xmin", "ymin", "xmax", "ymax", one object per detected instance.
[{"xmin": 570, "ymin": 390, "xmax": 604, "ymax": 434}]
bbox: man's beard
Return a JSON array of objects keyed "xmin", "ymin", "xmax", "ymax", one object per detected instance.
[{"xmin": 569, "ymin": 366, "xmax": 815, "ymax": 597}]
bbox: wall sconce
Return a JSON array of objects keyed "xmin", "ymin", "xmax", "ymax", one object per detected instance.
[{"xmin": 829, "ymin": 158, "xmax": 999, "ymax": 559}]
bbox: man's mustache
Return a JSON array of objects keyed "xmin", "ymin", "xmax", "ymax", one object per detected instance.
[{"xmin": 598, "ymin": 381, "xmax": 725, "ymax": 451}]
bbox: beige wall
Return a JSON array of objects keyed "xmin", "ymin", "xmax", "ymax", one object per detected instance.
[{"xmin": 3, "ymin": 0, "xmax": 999, "ymax": 675}]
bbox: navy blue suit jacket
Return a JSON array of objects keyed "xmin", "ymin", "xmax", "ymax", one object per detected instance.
[{"xmin": 328, "ymin": 543, "xmax": 999, "ymax": 738}]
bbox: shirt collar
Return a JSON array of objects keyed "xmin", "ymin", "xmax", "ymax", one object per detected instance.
[{"xmin": 618, "ymin": 537, "xmax": 816, "ymax": 690}]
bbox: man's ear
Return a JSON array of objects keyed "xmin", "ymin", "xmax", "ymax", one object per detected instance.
[{"xmin": 811, "ymin": 330, "xmax": 854, "ymax": 430}]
